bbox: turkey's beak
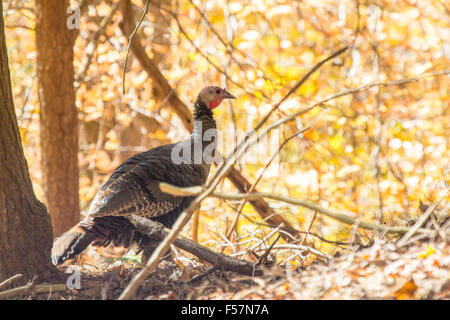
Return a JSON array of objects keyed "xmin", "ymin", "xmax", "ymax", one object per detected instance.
[{"xmin": 223, "ymin": 90, "xmax": 236, "ymax": 100}]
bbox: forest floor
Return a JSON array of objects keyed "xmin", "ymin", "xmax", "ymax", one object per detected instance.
[{"xmin": 6, "ymin": 237, "xmax": 449, "ymax": 300}]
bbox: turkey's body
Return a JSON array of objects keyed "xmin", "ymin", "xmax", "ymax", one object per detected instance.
[{"xmin": 52, "ymin": 98, "xmax": 220, "ymax": 265}]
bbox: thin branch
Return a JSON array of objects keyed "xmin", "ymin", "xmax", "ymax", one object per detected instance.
[
  {"xmin": 254, "ymin": 47, "xmax": 349, "ymax": 133},
  {"xmin": 191, "ymin": 208, "xmax": 200, "ymax": 242},
  {"xmin": 253, "ymin": 243, "xmax": 332, "ymax": 260},
  {"xmin": 208, "ymin": 47, "xmax": 349, "ymax": 187},
  {"xmin": 4, "ymin": 24, "xmax": 34, "ymax": 30},
  {"xmin": 122, "ymin": 0, "xmax": 150, "ymax": 94},
  {"xmin": 255, "ymin": 234, "xmax": 281, "ymax": 267},
  {"xmin": 119, "ymin": 0, "xmax": 193, "ymax": 130},
  {"xmin": 227, "ymin": 127, "xmax": 310, "ymax": 239},
  {"xmin": 75, "ymin": 1, "xmax": 120, "ymax": 88},
  {"xmin": 212, "ymin": 69, "xmax": 450, "ymax": 191},
  {"xmin": 0, "ymin": 274, "xmax": 22, "ymax": 290},
  {"xmin": 186, "ymin": 265, "xmax": 220, "ymax": 284},
  {"xmin": 397, "ymin": 190, "xmax": 448, "ymax": 247},
  {"xmin": 241, "ymin": 214, "xmax": 350, "ymax": 246},
  {"xmin": 162, "ymin": 7, "xmax": 271, "ymax": 102},
  {"xmin": 188, "ymin": 0, "xmax": 280, "ymax": 84},
  {"xmin": 0, "ymin": 283, "xmax": 68, "ymax": 300}
]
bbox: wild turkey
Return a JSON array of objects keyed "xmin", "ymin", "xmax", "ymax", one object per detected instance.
[{"xmin": 52, "ymin": 86, "xmax": 235, "ymax": 265}]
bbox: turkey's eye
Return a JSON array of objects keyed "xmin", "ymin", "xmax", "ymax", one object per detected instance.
[
  {"xmin": 209, "ymin": 90, "xmax": 213, "ymax": 94},
  {"xmin": 215, "ymin": 89, "xmax": 221, "ymax": 94}
]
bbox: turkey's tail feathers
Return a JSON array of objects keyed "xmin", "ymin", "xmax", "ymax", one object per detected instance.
[
  {"xmin": 51, "ymin": 225, "xmax": 96, "ymax": 265},
  {"xmin": 51, "ymin": 216, "xmax": 152, "ymax": 265}
]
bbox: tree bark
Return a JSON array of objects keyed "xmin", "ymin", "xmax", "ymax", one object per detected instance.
[
  {"xmin": 35, "ymin": 0, "xmax": 79, "ymax": 236},
  {"xmin": 0, "ymin": 1, "xmax": 58, "ymax": 285}
]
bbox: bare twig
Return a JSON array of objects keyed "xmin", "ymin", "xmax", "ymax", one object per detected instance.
[
  {"xmin": 254, "ymin": 243, "xmax": 331, "ymax": 260},
  {"xmin": 188, "ymin": 0, "xmax": 280, "ymax": 84},
  {"xmin": 397, "ymin": 190, "xmax": 448, "ymax": 247},
  {"xmin": 122, "ymin": 0, "xmax": 150, "ymax": 94},
  {"xmin": 186, "ymin": 265, "xmax": 220, "ymax": 284},
  {"xmin": 163, "ymin": 7, "xmax": 271, "ymax": 102},
  {"xmin": 208, "ymin": 47, "xmax": 349, "ymax": 188},
  {"xmin": 120, "ymin": 0, "xmax": 193, "ymax": 130},
  {"xmin": 227, "ymin": 127, "xmax": 310, "ymax": 239},
  {"xmin": 241, "ymin": 214, "xmax": 349, "ymax": 246},
  {"xmin": 75, "ymin": 1, "xmax": 120, "ymax": 88},
  {"xmin": 256, "ymin": 234, "xmax": 280, "ymax": 267},
  {"xmin": 0, "ymin": 274, "xmax": 22, "ymax": 290},
  {"xmin": 0, "ymin": 283, "xmax": 68, "ymax": 300},
  {"xmin": 191, "ymin": 208, "xmax": 200, "ymax": 242},
  {"xmin": 300, "ymin": 210, "xmax": 318, "ymax": 246}
]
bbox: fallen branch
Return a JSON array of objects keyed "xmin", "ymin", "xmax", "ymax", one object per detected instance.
[
  {"xmin": 128, "ymin": 215, "xmax": 262, "ymax": 277},
  {"xmin": 118, "ymin": 187, "xmax": 218, "ymax": 299}
]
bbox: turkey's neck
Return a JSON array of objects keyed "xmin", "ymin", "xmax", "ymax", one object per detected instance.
[
  {"xmin": 189, "ymin": 100, "xmax": 218, "ymax": 171},
  {"xmin": 192, "ymin": 100, "xmax": 217, "ymax": 138}
]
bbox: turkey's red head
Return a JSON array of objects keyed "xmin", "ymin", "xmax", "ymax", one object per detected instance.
[{"xmin": 198, "ymin": 86, "xmax": 236, "ymax": 109}]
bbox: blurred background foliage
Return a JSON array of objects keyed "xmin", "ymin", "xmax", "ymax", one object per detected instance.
[{"xmin": 3, "ymin": 0, "xmax": 449, "ymax": 267}]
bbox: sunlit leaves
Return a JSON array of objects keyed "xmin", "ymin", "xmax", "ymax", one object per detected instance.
[{"xmin": 4, "ymin": 0, "xmax": 449, "ymax": 266}]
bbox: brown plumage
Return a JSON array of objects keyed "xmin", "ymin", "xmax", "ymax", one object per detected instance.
[{"xmin": 52, "ymin": 86, "xmax": 235, "ymax": 265}]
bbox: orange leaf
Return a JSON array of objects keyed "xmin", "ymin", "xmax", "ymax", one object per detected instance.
[{"xmin": 394, "ymin": 279, "xmax": 418, "ymax": 300}]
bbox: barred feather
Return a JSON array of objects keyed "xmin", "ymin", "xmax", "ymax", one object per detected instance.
[{"xmin": 51, "ymin": 87, "xmax": 232, "ymax": 265}]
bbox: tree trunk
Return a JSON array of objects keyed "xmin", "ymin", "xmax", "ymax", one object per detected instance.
[
  {"xmin": 35, "ymin": 0, "xmax": 79, "ymax": 236},
  {"xmin": 0, "ymin": 1, "xmax": 58, "ymax": 285}
]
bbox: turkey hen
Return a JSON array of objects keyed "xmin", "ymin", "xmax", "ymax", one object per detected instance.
[{"xmin": 52, "ymin": 86, "xmax": 235, "ymax": 265}]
